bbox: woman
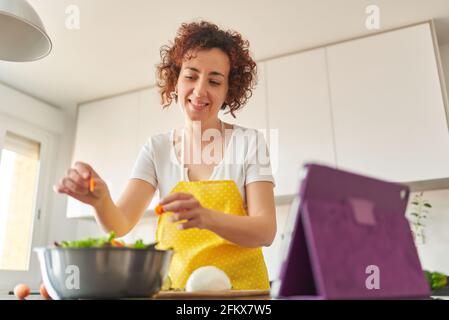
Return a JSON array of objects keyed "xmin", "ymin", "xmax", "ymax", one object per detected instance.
[{"xmin": 54, "ymin": 21, "xmax": 276, "ymax": 290}]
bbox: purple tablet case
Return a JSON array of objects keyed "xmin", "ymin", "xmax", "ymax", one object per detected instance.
[{"xmin": 273, "ymin": 163, "xmax": 430, "ymax": 299}]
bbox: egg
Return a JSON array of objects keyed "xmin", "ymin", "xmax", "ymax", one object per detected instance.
[
  {"xmin": 185, "ymin": 266, "xmax": 232, "ymax": 292},
  {"xmin": 39, "ymin": 283, "xmax": 50, "ymax": 299},
  {"xmin": 13, "ymin": 284, "xmax": 30, "ymax": 300}
]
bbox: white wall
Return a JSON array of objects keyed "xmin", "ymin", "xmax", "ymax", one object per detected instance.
[
  {"xmin": 46, "ymin": 118, "xmax": 79, "ymax": 244},
  {"xmin": 406, "ymin": 189, "xmax": 449, "ymax": 274},
  {"xmin": 406, "ymin": 43, "xmax": 449, "ymax": 275},
  {"xmin": 0, "ymin": 83, "xmax": 78, "ymax": 245},
  {"xmin": 0, "ymin": 83, "xmax": 68, "ymax": 134},
  {"xmin": 402, "ymin": 45, "xmax": 449, "ymax": 274}
]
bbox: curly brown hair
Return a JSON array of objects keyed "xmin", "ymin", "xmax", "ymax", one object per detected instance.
[{"xmin": 156, "ymin": 21, "xmax": 257, "ymax": 118}]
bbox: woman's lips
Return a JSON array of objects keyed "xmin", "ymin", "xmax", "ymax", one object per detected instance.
[{"xmin": 188, "ymin": 100, "xmax": 209, "ymax": 112}]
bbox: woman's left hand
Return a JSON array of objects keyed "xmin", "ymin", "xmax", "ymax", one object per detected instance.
[{"xmin": 159, "ymin": 192, "xmax": 214, "ymax": 230}]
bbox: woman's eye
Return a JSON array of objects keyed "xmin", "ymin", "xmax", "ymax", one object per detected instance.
[{"xmin": 184, "ymin": 76, "xmax": 220, "ymax": 86}]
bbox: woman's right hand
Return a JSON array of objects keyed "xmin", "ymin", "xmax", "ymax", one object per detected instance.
[{"xmin": 53, "ymin": 161, "xmax": 110, "ymax": 208}]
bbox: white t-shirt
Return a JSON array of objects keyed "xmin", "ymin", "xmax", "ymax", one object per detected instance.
[{"xmin": 129, "ymin": 124, "xmax": 275, "ymax": 207}]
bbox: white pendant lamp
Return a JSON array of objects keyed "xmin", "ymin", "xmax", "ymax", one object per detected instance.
[{"xmin": 0, "ymin": 0, "xmax": 52, "ymax": 62}]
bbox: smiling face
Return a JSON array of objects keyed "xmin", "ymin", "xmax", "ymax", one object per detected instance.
[{"xmin": 176, "ymin": 48, "xmax": 230, "ymax": 124}]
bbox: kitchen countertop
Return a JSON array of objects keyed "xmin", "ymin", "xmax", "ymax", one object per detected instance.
[
  {"xmin": 0, "ymin": 290, "xmax": 272, "ymax": 300},
  {"xmin": 153, "ymin": 289, "xmax": 271, "ymax": 300},
  {"xmin": 1, "ymin": 293, "xmax": 45, "ymax": 300},
  {"xmin": 2, "ymin": 291, "xmax": 447, "ymax": 300}
]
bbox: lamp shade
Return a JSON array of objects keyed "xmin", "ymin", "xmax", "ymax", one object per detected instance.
[{"xmin": 0, "ymin": 0, "xmax": 52, "ymax": 62}]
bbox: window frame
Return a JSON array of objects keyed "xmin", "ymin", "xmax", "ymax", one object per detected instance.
[{"xmin": 0, "ymin": 113, "xmax": 56, "ymax": 294}]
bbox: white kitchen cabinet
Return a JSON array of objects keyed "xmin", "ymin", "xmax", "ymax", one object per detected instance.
[
  {"xmin": 67, "ymin": 92, "xmax": 140, "ymax": 218},
  {"xmin": 263, "ymin": 202, "xmax": 293, "ymax": 281},
  {"xmin": 326, "ymin": 22, "xmax": 449, "ymax": 182},
  {"xmin": 266, "ymin": 48, "xmax": 336, "ymax": 196}
]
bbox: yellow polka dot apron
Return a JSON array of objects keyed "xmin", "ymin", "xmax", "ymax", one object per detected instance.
[{"xmin": 155, "ymin": 123, "xmax": 270, "ymax": 290}]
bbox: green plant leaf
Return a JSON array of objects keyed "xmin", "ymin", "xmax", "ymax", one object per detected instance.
[
  {"xmin": 430, "ymin": 272, "xmax": 448, "ymax": 290},
  {"xmin": 416, "ymin": 223, "xmax": 424, "ymax": 227},
  {"xmin": 133, "ymin": 239, "xmax": 147, "ymax": 249}
]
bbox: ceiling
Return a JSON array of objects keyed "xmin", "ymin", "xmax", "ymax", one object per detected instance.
[{"xmin": 1, "ymin": 0, "xmax": 449, "ymax": 114}]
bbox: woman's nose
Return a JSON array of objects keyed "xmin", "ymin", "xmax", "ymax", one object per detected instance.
[{"xmin": 193, "ymin": 79, "xmax": 207, "ymax": 98}]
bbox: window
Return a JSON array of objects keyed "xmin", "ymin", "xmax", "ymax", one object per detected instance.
[{"xmin": 0, "ymin": 131, "xmax": 41, "ymax": 271}]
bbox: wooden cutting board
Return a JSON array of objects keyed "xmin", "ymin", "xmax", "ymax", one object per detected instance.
[{"xmin": 153, "ymin": 289, "xmax": 271, "ymax": 300}]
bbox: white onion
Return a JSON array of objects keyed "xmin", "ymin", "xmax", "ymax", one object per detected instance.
[{"xmin": 185, "ymin": 266, "xmax": 232, "ymax": 292}]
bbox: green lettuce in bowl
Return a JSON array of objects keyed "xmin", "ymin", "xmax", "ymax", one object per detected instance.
[{"xmin": 54, "ymin": 231, "xmax": 155, "ymax": 249}]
